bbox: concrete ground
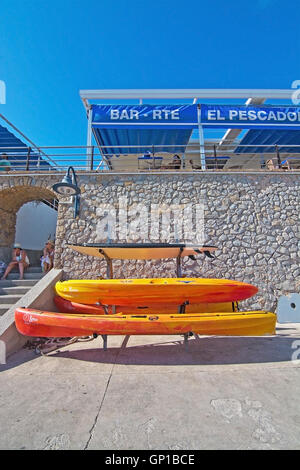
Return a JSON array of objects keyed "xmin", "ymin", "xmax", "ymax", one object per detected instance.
[{"xmin": 0, "ymin": 324, "xmax": 300, "ymax": 450}]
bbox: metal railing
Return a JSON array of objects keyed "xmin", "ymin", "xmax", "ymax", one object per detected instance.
[{"xmin": 1, "ymin": 143, "xmax": 300, "ymax": 173}]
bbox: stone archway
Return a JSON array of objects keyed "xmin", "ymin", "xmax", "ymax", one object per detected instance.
[{"xmin": 0, "ymin": 184, "xmax": 58, "ymax": 263}]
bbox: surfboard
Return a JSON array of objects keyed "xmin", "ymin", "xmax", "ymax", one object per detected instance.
[
  {"xmin": 55, "ymin": 278, "xmax": 258, "ymax": 306},
  {"xmin": 54, "ymin": 295, "xmax": 236, "ymax": 315},
  {"xmin": 68, "ymin": 243, "xmax": 217, "ymax": 260},
  {"xmin": 15, "ymin": 308, "xmax": 276, "ymax": 338}
]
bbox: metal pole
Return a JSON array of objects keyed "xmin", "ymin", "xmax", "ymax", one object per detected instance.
[
  {"xmin": 152, "ymin": 145, "xmax": 155, "ymax": 169},
  {"xmin": 197, "ymin": 106, "xmax": 206, "ymax": 170},
  {"xmin": 25, "ymin": 147, "xmax": 31, "ymax": 171},
  {"xmin": 276, "ymin": 145, "xmax": 282, "ymax": 169},
  {"xmin": 213, "ymin": 144, "xmax": 218, "ymax": 170},
  {"xmin": 99, "ymin": 249, "xmax": 113, "ymax": 279},
  {"xmin": 73, "ymin": 194, "xmax": 80, "ymax": 218},
  {"xmin": 176, "ymin": 247, "xmax": 183, "ymax": 277},
  {"xmin": 86, "ymin": 107, "xmax": 92, "ymax": 170},
  {"xmin": 101, "ymin": 335, "xmax": 108, "ymax": 351},
  {"xmin": 90, "ymin": 145, "xmax": 94, "ymax": 171},
  {"xmin": 98, "ymin": 248, "xmax": 113, "ymax": 351},
  {"xmin": 67, "ymin": 166, "xmax": 80, "ymax": 218}
]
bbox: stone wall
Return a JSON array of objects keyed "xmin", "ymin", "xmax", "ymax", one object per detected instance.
[
  {"xmin": 0, "ymin": 174, "xmax": 60, "ymax": 263},
  {"xmin": 0, "ymin": 171, "xmax": 299, "ymax": 311},
  {"xmin": 53, "ymin": 172, "xmax": 300, "ymax": 311}
]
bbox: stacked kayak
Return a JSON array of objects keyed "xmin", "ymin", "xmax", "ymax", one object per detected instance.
[
  {"xmin": 54, "ymin": 278, "xmax": 258, "ymax": 306},
  {"xmin": 15, "ymin": 277, "xmax": 276, "ymax": 339},
  {"xmin": 14, "ymin": 242, "xmax": 276, "ymax": 341},
  {"xmin": 15, "ymin": 308, "xmax": 276, "ymax": 338}
]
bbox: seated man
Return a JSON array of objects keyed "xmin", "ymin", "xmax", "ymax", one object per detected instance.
[
  {"xmin": 0, "ymin": 153, "xmax": 11, "ymax": 172},
  {"xmin": 281, "ymin": 160, "xmax": 290, "ymax": 170}
]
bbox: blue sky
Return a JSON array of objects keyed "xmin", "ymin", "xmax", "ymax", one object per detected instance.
[{"xmin": 1, "ymin": 0, "xmax": 300, "ymax": 149}]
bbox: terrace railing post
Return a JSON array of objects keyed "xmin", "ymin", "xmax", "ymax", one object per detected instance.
[
  {"xmin": 90, "ymin": 145, "xmax": 94, "ymax": 171},
  {"xmin": 213, "ymin": 144, "xmax": 218, "ymax": 170},
  {"xmin": 26, "ymin": 147, "xmax": 31, "ymax": 171},
  {"xmin": 152, "ymin": 145, "xmax": 155, "ymax": 169},
  {"xmin": 276, "ymin": 145, "xmax": 282, "ymax": 169},
  {"xmin": 197, "ymin": 106, "xmax": 206, "ymax": 170}
]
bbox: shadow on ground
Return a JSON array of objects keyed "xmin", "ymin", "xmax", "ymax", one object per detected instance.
[
  {"xmin": 2, "ymin": 325, "xmax": 299, "ymax": 371},
  {"xmin": 55, "ymin": 333, "xmax": 300, "ymax": 366}
]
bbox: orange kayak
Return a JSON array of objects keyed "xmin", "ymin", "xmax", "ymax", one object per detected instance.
[
  {"xmin": 53, "ymin": 295, "xmax": 237, "ymax": 315},
  {"xmin": 55, "ymin": 278, "xmax": 258, "ymax": 306},
  {"xmin": 15, "ymin": 307, "xmax": 276, "ymax": 338}
]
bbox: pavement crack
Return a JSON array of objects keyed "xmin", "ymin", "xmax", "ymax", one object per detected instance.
[
  {"xmin": 83, "ymin": 335, "xmax": 130, "ymax": 450},
  {"xmin": 84, "ymin": 371, "xmax": 112, "ymax": 450}
]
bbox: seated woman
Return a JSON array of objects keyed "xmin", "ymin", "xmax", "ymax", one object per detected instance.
[
  {"xmin": 161, "ymin": 155, "xmax": 182, "ymax": 170},
  {"xmin": 170, "ymin": 154, "xmax": 181, "ymax": 169},
  {"xmin": 1, "ymin": 243, "xmax": 29, "ymax": 280},
  {"xmin": 189, "ymin": 159, "xmax": 201, "ymax": 170},
  {"xmin": 40, "ymin": 240, "xmax": 55, "ymax": 273}
]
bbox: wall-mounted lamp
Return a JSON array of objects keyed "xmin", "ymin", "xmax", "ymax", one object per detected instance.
[{"xmin": 52, "ymin": 166, "xmax": 80, "ymax": 218}]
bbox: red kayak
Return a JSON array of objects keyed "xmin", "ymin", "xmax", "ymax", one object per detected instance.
[
  {"xmin": 15, "ymin": 307, "xmax": 276, "ymax": 338},
  {"xmin": 54, "ymin": 295, "xmax": 107, "ymax": 315}
]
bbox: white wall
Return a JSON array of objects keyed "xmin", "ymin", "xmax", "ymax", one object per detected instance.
[{"xmin": 15, "ymin": 201, "xmax": 58, "ymax": 250}]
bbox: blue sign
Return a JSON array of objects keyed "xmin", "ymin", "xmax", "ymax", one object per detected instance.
[
  {"xmin": 201, "ymin": 104, "xmax": 300, "ymax": 129},
  {"xmin": 92, "ymin": 104, "xmax": 198, "ymax": 129}
]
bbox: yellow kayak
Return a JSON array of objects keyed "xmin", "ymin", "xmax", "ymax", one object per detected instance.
[{"xmin": 55, "ymin": 278, "xmax": 258, "ymax": 306}]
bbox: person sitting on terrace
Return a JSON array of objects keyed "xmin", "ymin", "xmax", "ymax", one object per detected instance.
[
  {"xmin": 171, "ymin": 154, "xmax": 181, "ymax": 169},
  {"xmin": 281, "ymin": 160, "xmax": 290, "ymax": 170},
  {"xmin": 189, "ymin": 159, "xmax": 202, "ymax": 170},
  {"xmin": 40, "ymin": 240, "xmax": 55, "ymax": 273},
  {"xmin": 161, "ymin": 154, "xmax": 181, "ymax": 170},
  {"xmin": 0, "ymin": 153, "xmax": 11, "ymax": 172},
  {"xmin": 266, "ymin": 159, "xmax": 275, "ymax": 170},
  {"xmin": 1, "ymin": 243, "xmax": 29, "ymax": 280}
]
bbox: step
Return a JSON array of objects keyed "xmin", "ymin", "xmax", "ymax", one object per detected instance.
[
  {"xmin": 0, "ymin": 271, "xmax": 44, "ymax": 316},
  {"xmin": 0, "ymin": 286, "xmax": 31, "ymax": 296},
  {"xmin": 26, "ymin": 266, "xmax": 42, "ymax": 273},
  {"xmin": 0, "ymin": 304, "xmax": 14, "ymax": 316},
  {"xmin": 6, "ymin": 272, "xmax": 44, "ymax": 280},
  {"xmin": 0, "ymin": 279, "xmax": 37, "ymax": 287},
  {"xmin": 0, "ymin": 294, "xmax": 23, "ymax": 304},
  {"xmin": 9, "ymin": 266, "xmax": 42, "ymax": 273}
]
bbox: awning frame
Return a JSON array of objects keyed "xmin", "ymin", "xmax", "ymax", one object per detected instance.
[{"xmin": 80, "ymin": 88, "xmax": 295, "ymax": 171}]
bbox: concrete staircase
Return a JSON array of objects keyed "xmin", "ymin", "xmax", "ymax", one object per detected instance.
[{"xmin": 0, "ymin": 267, "xmax": 44, "ymax": 316}]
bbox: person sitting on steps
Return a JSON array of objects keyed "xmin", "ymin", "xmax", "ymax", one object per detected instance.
[
  {"xmin": 1, "ymin": 243, "xmax": 29, "ymax": 280},
  {"xmin": 40, "ymin": 239, "xmax": 55, "ymax": 273}
]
